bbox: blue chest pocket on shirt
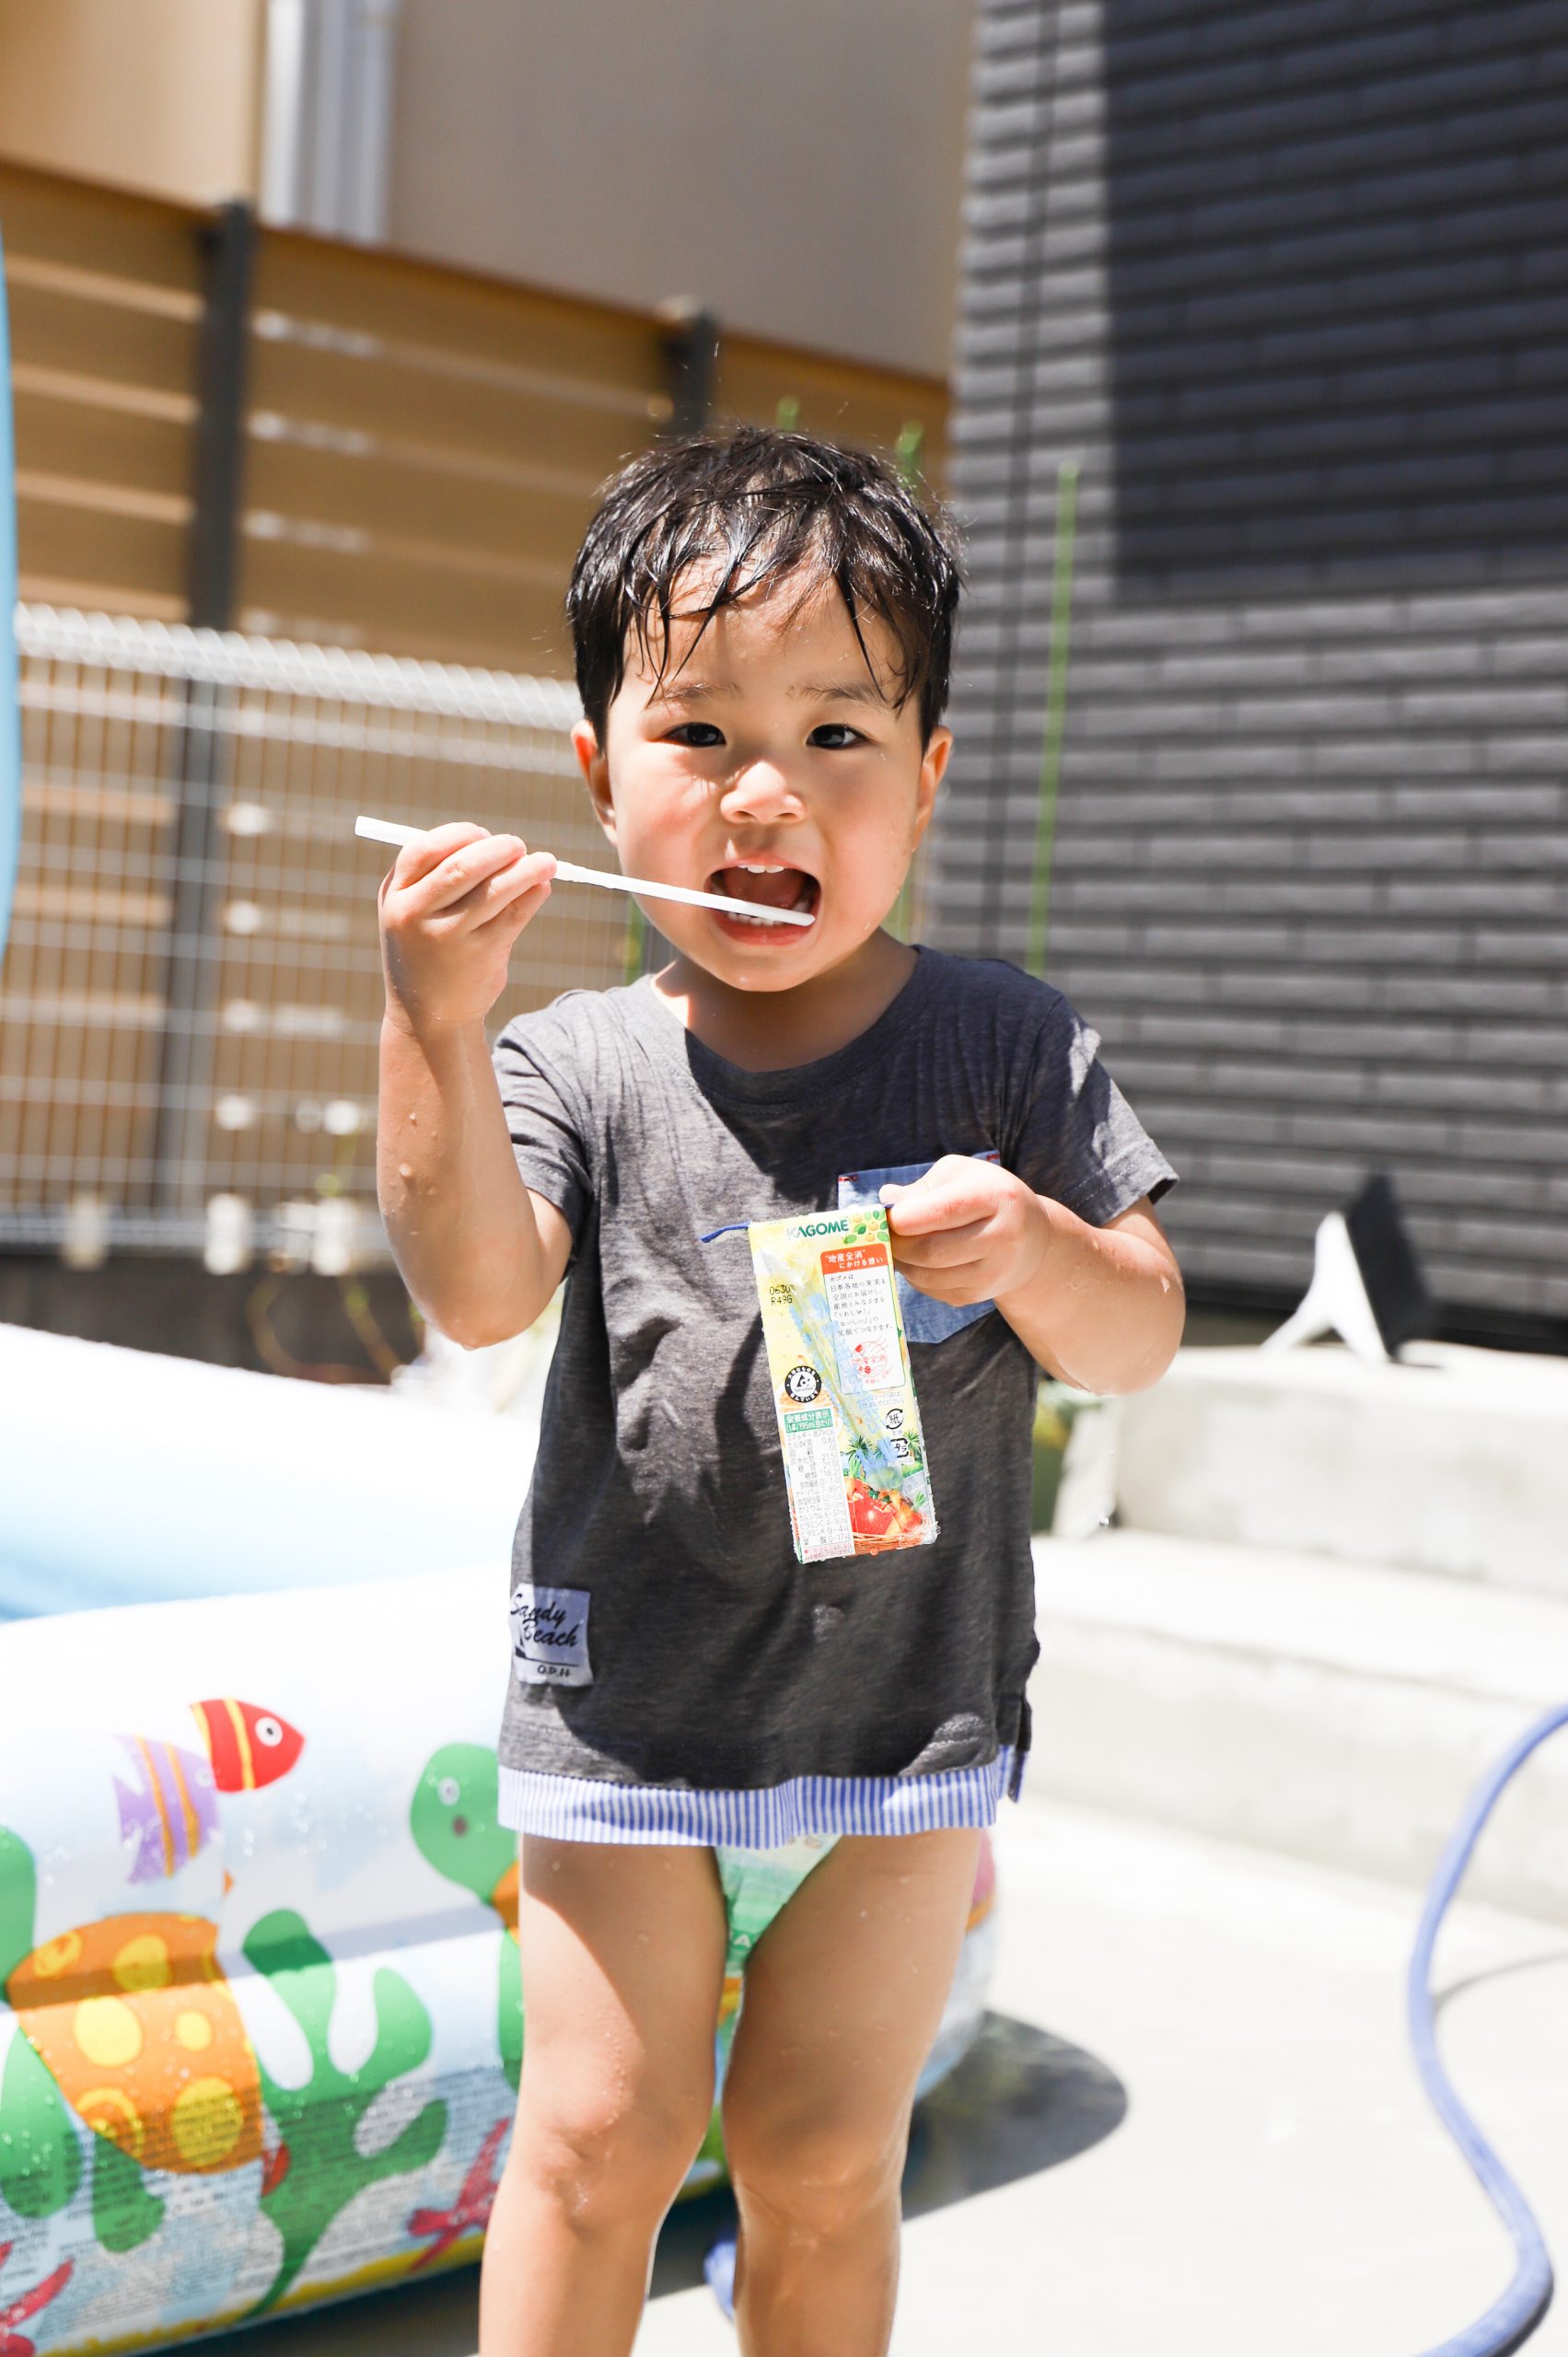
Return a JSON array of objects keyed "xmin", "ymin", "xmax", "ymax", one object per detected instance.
[{"xmin": 836, "ymin": 1155, "xmax": 1000, "ymax": 1345}]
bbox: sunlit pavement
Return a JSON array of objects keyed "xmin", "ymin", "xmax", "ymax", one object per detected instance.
[
  {"xmin": 638, "ymin": 1805, "xmax": 1568, "ymax": 2357},
  {"xmin": 198, "ymin": 1801, "xmax": 1568, "ymax": 2357}
]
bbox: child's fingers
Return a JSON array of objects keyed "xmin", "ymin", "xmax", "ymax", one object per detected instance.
[
  {"xmin": 408, "ymin": 833, "xmax": 526, "ymax": 915},
  {"xmin": 900, "ymin": 1265, "xmax": 983, "ymax": 1306},
  {"xmin": 889, "ymin": 1218, "xmax": 992, "ymax": 1272},
  {"xmin": 429, "ymin": 861, "xmax": 553, "ymax": 945},
  {"xmin": 389, "ymin": 821, "xmax": 491, "ymax": 888},
  {"xmin": 900, "ymin": 1269, "xmax": 984, "ymax": 1307},
  {"xmin": 470, "ymin": 866, "xmax": 554, "ymax": 943},
  {"xmin": 459, "ymin": 849, "xmax": 556, "ymax": 923},
  {"xmin": 401, "ymin": 834, "xmax": 538, "ymax": 917},
  {"xmin": 881, "ymin": 1172, "xmax": 995, "ymax": 1237}
]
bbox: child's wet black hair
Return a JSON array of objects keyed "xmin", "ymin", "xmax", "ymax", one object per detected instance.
[{"xmin": 567, "ymin": 424, "xmax": 964, "ymax": 745}]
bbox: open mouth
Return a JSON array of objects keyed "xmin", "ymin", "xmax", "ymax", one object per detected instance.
[{"xmin": 710, "ymin": 863, "xmax": 819, "ymax": 931}]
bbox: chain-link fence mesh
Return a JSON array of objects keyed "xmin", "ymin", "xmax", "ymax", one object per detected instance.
[{"xmin": 1, "ymin": 604, "xmax": 621, "ymax": 1268}]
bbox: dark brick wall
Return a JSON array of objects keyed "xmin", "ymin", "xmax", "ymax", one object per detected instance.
[{"xmin": 931, "ymin": 0, "xmax": 1568, "ymax": 1333}]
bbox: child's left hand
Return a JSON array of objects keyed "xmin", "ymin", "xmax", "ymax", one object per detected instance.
[{"xmin": 880, "ymin": 1157, "xmax": 1051, "ymax": 1307}]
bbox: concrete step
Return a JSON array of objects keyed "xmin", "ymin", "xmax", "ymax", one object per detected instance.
[
  {"xmin": 1112, "ymin": 1341, "xmax": 1568, "ymax": 1600},
  {"xmin": 1027, "ymin": 1528, "xmax": 1568, "ymax": 1922}
]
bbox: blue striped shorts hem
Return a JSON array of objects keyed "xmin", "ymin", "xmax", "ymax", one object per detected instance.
[{"xmin": 497, "ymin": 1748, "xmax": 1018, "ymax": 1847}]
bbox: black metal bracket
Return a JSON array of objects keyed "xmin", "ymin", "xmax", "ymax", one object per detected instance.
[
  {"xmin": 151, "ymin": 202, "xmax": 257, "ymax": 1214},
  {"xmin": 187, "ymin": 201, "xmax": 256, "ymax": 631},
  {"xmin": 658, "ymin": 303, "xmax": 720, "ymax": 438}
]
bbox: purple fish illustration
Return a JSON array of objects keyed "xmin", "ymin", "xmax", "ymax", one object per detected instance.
[{"xmin": 113, "ymin": 1735, "xmax": 220, "ymax": 1884}]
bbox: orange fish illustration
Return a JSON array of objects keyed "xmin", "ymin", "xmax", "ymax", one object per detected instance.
[{"xmin": 189, "ymin": 1701, "xmax": 305, "ymax": 1794}]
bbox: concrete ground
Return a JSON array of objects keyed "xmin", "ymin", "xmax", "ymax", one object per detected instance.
[
  {"xmin": 639, "ymin": 1805, "xmax": 1568, "ymax": 2357},
  {"xmin": 213, "ymin": 1800, "xmax": 1568, "ymax": 2357}
]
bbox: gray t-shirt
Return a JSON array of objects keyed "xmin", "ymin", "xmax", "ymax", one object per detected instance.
[{"xmin": 492, "ymin": 947, "xmax": 1177, "ymax": 1794}]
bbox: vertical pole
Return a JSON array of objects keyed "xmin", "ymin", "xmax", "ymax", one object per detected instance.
[
  {"xmin": 343, "ymin": 0, "xmax": 402, "ymax": 242},
  {"xmin": 187, "ymin": 203, "xmax": 255, "ymax": 632},
  {"xmin": 259, "ymin": 0, "xmax": 308, "ymax": 224},
  {"xmin": 659, "ymin": 304, "xmax": 719, "ymax": 438},
  {"xmin": 187, "ymin": 207, "xmax": 257, "ymax": 632},
  {"xmin": 0, "ymin": 233, "xmax": 19, "ymax": 973},
  {"xmin": 1027, "ymin": 458, "xmax": 1079, "ymax": 981},
  {"xmin": 152, "ymin": 202, "xmax": 256, "ymax": 1214},
  {"xmin": 261, "ymin": 0, "xmax": 401, "ymax": 239}
]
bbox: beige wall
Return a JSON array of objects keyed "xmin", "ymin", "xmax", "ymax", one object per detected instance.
[
  {"xmin": 0, "ymin": 0, "xmax": 971, "ymax": 375},
  {"xmin": 389, "ymin": 0, "xmax": 973, "ymax": 376},
  {"xmin": 0, "ymin": 0, "xmax": 261, "ymax": 205}
]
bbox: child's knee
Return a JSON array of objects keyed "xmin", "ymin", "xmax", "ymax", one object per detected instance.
[
  {"xmin": 724, "ymin": 2102, "xmax": 906, "ymax": 2246},
  {"xmin": 515, "ymin": 2078, "xmax": 711, "ymax": 2235}
]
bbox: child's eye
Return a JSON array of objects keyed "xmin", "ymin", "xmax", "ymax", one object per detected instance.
[
  {"xmin": 807, "ymin": 724, "xmax": 864, "ymax": 750},
  {"xmin": 665, "ymin": 722, "xmax": 726, "ymax": 749}
]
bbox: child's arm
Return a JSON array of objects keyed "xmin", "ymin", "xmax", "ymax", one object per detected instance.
[
  {"xmin": 882, "ymin": 1158, "xmax": 1183, "ymax": 1394},
  {"xmin": 377, "ymin": 824, "xmax": 573, "ymax": 1350}
]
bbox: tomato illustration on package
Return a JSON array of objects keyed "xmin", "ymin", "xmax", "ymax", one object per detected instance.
[{"xmin": 748, "ymin": 1205, "xmax": 937, "ymax": 1563}]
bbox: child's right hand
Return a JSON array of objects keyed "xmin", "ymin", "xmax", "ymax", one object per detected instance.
[{"xmin": 378, "ymin": 823, "xmax": 556, "ymax": 1038}]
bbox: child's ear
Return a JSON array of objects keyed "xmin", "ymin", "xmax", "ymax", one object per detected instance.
[
  {"xmin": 912, "ymin": 725, "xmax": 952, "ymax": 845},
  {"xmin": 573, "ymin": 720, "xmax": 616, "ymax": 842}
]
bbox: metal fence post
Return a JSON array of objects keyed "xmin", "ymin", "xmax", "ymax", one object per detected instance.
[
  {"xmin": 659, "ymin": 302, "xmax": 719, "ymax": 437},
  {"xmin": 152, "ymin": 202, "xmax": 256, "ymax": 1214},
  {"xmin": 187, "ymin": 202, "xmax": 256, "ymax": 632}
]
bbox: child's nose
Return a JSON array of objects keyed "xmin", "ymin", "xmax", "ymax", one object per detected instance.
[{"xmin": 719, "ymin": 760, "xmax": 803, "ymax": 823}]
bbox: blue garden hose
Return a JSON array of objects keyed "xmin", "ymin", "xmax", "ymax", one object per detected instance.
[
  {"xmin": 704, "ymin": 1705, "xmax": 1567, "ymax": 2341},
  {"xmin": 1407, "ymin": 1701, "xmax": 1568, "ymax": 2357}
]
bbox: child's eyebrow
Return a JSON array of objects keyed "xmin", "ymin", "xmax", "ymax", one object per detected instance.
[
  {"xmin": 647, "ymin": 678, "xmax": 889, "ymax": 709},
  {"xmin": 649, "ymin": 680, "xmax": 729, "ymax": 705},
  {"xmin": 786, "ymin": 679, "xmax": 891, "ymax": 706}
]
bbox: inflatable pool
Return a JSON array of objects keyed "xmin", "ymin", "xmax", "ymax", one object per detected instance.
[
  {"xmin": 0, "ymin": 1322, "xmax": 530, "ymax": 1620},
  {"xmin": 0, "ymin": 1334, "xmax": 997, "ymax": 2350}
]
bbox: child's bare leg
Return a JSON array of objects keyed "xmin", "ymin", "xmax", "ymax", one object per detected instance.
[
  {"xmin": 480, "ymin": 1838, "xmax": 726, "ymax": 2357},
  {"xmin": 720, "ymin": 1826, "xmax": 980, "ymax": 2357}
]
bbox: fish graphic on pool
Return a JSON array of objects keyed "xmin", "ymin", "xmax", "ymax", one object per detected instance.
[
  {"xmin": 190, "ymin": 1697, "xmax": 306, "ymax": 1794},
  {"xmin": 113, "ymin": 1737, "xmax": 219, "ymax": 1886},
  {"xmin": 114, "ymin": 1702, "xmax": 305, "ymax": 1884}
]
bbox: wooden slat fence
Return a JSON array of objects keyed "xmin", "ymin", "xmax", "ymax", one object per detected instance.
[
  {"xmin": 0, "ymin": 162, "xmax": 947, "ymax": 1261},
  {"xmin": 2, "ymin": 158, "xmax": 948, "ymax": 673}
]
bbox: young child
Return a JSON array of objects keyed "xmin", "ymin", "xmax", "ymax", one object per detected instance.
[{"xmin": 376, "ymin": 427, "xmax": 1183, "ymax": 2357}]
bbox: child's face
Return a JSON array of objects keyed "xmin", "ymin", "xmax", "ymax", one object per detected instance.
[{"xmin": 573, "ymin": 570, "xmax": 950, "ymax": 993}]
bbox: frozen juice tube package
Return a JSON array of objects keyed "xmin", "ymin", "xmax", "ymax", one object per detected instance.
[{"xmin": 749, "ymin": 1204, "xmax": 937, "ymax": 1563}]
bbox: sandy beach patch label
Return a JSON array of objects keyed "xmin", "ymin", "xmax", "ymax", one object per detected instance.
[{"xmin": 509, "ymin": 1585, "xmax": 593, "ymax": 1686}]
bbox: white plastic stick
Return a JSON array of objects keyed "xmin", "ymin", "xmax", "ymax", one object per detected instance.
[{"xmin": 354, "ymin": 814, "xmax": 815, "ymax": 926}]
